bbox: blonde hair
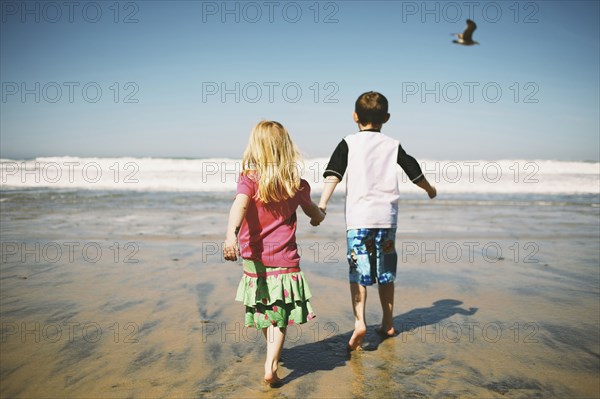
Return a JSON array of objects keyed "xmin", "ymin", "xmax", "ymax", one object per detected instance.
[{"xmin": 242, "ymin": 120, "xmax": 303, "ymax": 203}]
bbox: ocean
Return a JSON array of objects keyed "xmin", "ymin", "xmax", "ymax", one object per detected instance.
[{"xmin": 1, "ymin": 156, "xmax": 599, "ymax": 201}]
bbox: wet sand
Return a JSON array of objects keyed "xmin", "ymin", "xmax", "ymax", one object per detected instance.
[{"xmin": 1, "ymin": 193, "xmax": 599, "ymax": 398}]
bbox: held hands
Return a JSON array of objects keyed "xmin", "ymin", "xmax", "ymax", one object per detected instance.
[{"xmin": 310, "ymin": 206, "xmax": 327, "ymax": 227}]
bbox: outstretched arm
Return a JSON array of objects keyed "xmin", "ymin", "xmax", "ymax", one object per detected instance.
[
  {"xmin": 224, "ymin": 194, "xmax": 250, "ymax": 261},
  {"xmin": 318, "ymin": 175, "xmax": 340, "ymax": 212},
  {"xmin": 319, "ymin": 139, "xmax": 346, "ymax": 213},
  {"xmin": 397, "ymin": 144, "xmax": 436, "ymax": 199}
]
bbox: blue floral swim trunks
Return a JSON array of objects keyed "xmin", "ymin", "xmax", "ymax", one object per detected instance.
[{"xmin": 346, "ymin": 228, "xmax": 397, "ymax": 286}]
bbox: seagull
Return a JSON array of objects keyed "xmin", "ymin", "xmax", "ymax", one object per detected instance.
[{"xmin": 452, "ymin": 19, "xmax": 479, "ymax": 46}]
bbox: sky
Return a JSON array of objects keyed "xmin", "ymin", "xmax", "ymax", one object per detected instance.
[{"xmin": 1, "ymin": 0, "xmax": 599, "ymax": 161}]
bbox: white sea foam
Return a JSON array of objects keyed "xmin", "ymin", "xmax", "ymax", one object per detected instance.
[{"xmin": 0, "ymin": 157, "xmax": 598, "ymax": 195}]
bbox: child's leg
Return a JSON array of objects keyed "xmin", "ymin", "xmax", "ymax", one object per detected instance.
[
  {"xmin": 262, "ymin": 325, "xmax": 286, "ymax": 385},
  {"xmin": 378, "ymin": 282, "xmax": 395, "ymax": 336},
  {"xmin": 347, "ymin": 229, "xmax": 376, "ymax": 351},
  {"xmin": 375, "ymin": 228, "xmax": 397, "ymax": 336},
  {"xmin": 349, "ymin": 282, "xmax": 367, "ymax": 350}
]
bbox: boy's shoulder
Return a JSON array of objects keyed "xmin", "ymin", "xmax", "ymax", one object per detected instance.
[{"xmin": 344, "ymin": 132, "xmax": 399, "ymax": 145}]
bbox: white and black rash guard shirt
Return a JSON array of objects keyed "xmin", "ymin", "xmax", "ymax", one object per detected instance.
[{"xmin": 323, "ymin": 130, "xmax": 424, "ymax": 229}]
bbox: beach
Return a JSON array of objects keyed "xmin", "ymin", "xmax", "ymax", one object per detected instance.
[
  {"xmin": 1, "ymin": 179, "xmax": 599, "ymax": 398},
  {"xmin": 0, "ymin": 185, "xmax": 600, "ymax": 398}
]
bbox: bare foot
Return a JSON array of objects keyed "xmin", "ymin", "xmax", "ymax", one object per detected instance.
[
  {"xmin": 264, "ymin": 360, "xmax": 283, "ymax": 388},
  {"xmin": 348, "ymin": 321, "xmax": 367, "ymax": 351},
  {"xmin": 263, "ymin": 374, "xmax": 283, "ymax": 388},
  {"xmin": 376, "ymin": 324, "xmax": 395, "ymax": 337}
]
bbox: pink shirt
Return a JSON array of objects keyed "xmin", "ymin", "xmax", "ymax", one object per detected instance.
[{"xmin": 236, "ymin": 173, "xmax": 312, "ymax": 267}]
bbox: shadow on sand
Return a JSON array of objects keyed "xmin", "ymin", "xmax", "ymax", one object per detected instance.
[{"xmin": 280, "ymin": 299, "xmax": 478, "ymax": 384}]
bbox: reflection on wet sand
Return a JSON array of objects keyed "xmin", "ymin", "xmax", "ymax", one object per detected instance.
[{"xmin": 1, "ymin": 195, "xmax": 598, "ymax": 398}]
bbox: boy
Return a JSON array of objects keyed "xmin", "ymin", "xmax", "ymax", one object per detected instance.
[{"xmin": 318, "ymin": 91, "xmax": 436, "ymax": 350}]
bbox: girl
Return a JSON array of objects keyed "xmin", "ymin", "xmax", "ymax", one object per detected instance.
[{"xmin": 223, "ymin": 120, "xmax": 325, "ymax": 387}]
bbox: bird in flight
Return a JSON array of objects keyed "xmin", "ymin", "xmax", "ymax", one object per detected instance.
[{"xmin": 452, "ymin": 19, "xmax": 479, "ymax": 46}]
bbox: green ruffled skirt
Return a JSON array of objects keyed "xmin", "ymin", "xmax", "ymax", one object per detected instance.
[{"xmin": 235, "ymin": 260, "xmax": 316, "ymax": 329}]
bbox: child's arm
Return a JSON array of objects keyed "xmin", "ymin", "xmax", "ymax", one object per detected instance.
[
  {"xmin": 416, "ymin": 178, "xmax": 437, "ymax": 199},
  {"xmin": 223, "ymin": 194, "xmax": 250, "ymax": 261},
  {"xmin": 396, "ymin": 145, "xmax": 436, "ymax": 199},
  {"xmin": 301, "ymin": 201, "xmax": 326, "ymax": 226},
  {"xmin": 318, "ymin": 175, "xmax": 340, "ymax": 212}
]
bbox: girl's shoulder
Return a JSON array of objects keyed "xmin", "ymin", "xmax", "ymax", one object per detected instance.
[{"xmin": 238, "ymin": 171, "xmax": 259, "ymax": 196}]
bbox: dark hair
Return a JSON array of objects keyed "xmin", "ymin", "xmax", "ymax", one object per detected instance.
[{"xmin": 355, "ymin": 91, "xmax": 388, "ymax": 125}]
